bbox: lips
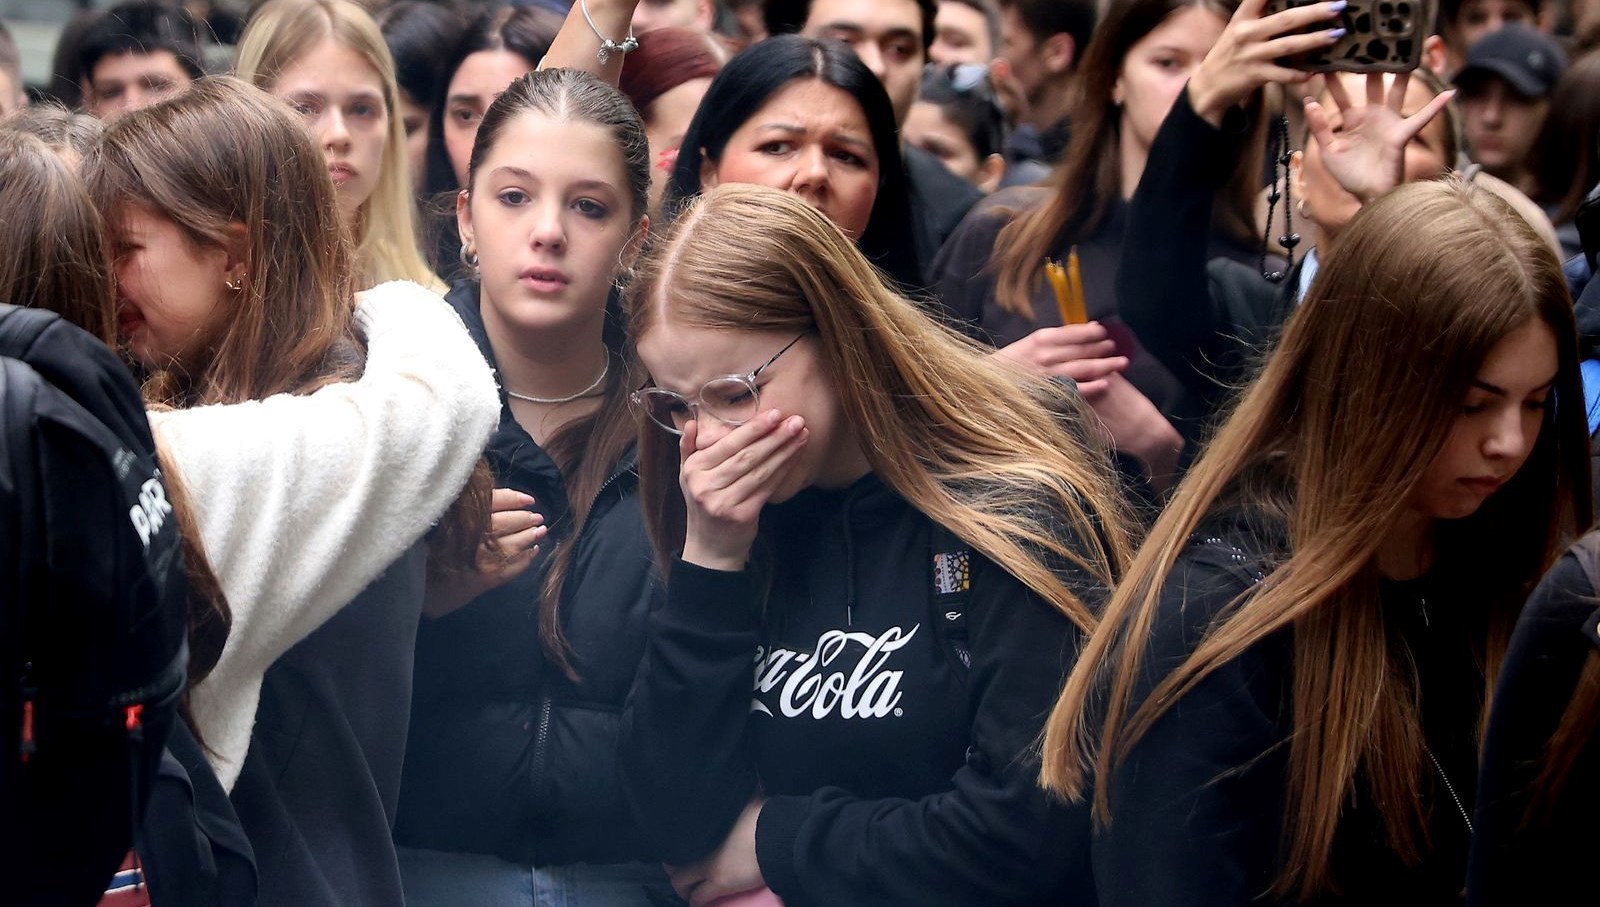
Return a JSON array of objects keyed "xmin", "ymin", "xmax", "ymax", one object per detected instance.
[
  {"xmin": 519, "ymin": 265, "xmax": 570, "ymax": 294},
  {"xmin": 327, "ymin": 162, "xmax": 357, "ymax": 184},
  {"xmin": 1459, "ymin": 475, "xmax": 1506, "ymax": 495},
  {"xmin": 116, "ymin": 301, "xmax": 144, "ymax": 337}
]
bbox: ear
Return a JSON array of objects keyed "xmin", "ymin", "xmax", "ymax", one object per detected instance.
[
  {"xmin": 697, "ymin": 0, "xmax": 716, "ymax": 31},
  {"xmin": 622, "ymin": 214, "xmax": 651, "ymax": 272},
  {"xmin": 455, "ymin": 189, "xmax": 475, "ymax": 252},
  {"xmin": 1042, "ymin": 32, "xmax": 1076, "ymax": 75},
  {"xmin": 1289, "ymin": 149, "xmax": 1306, "ymax": 199},
  {"xmin": 976, "ymin": 153, "xmax": 1005, "ymax": 194},
  {"xmin": 1422, "ymin": 34, "xmax": 1448, "ymax": 79},
  {"xmin": 698, "ymin": 148, "xmax": 719, "ymax": 190},
  {"xmin": 221, "ymin": 222, "xmax": 249, "ymax": 282},
  {"xmin": 1111, "ymin": 74, "xmax": 1126, "ymax": 107}
]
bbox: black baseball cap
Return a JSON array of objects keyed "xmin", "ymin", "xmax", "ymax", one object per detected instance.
[{"xmin": 1454, "ymin": 24, "xmax": 1567, "ymax": 98}]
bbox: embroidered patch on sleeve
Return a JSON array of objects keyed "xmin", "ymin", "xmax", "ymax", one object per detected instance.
[{"xmin": 933, "ymin": 550, "xmax": 970, "ymax": 595}]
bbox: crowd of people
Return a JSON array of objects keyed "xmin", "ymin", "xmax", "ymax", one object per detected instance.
[{"xmin": 3, "ymin": 0, "xmax": 1600, "ymax": 904}]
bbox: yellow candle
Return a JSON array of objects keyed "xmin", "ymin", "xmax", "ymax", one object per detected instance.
[
  {"xmin": 1045, "ymin": 258, "xmax": 1075, "ymax": 325},
  {"xmin": 1065, "ymin": 247, "xmax": 1087, "ymax": 325}
]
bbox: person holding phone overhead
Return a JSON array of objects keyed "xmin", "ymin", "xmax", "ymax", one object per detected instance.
[{"xmin": 1116, "ymin": 0, "xmax": 1459, "ymax": 428}]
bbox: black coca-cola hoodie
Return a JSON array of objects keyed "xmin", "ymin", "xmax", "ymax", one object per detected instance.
[{"xmin": 619, "ymin": 471, "xmax": 1105, "ymax": 906}]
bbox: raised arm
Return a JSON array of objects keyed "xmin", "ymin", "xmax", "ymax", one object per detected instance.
[{"xmin": 540, "ymin": 0, "xmax": 642, "ymax": 84}]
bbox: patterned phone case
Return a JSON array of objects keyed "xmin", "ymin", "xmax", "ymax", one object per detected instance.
[{"xmin": 1265, "ymin": 0, "xmax": 1435, "ymax": 73}]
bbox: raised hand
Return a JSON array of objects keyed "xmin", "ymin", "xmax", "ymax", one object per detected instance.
[
  {"xmin": 1304, "ymin": 72, "xmax": 1454, "ymax": 204},
  {"xmin": 679, "ymin": 410, "xmax": 809, "ymax": 572},
  {"xmin": 1187, "ymin": 0, "xmax": 1347, "ymax": 126}
]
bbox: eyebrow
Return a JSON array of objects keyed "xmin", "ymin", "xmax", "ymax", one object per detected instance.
[
  {"xmin": 488, "ymin": 166, "xmax": 620, "ymax": 193},
  {"xmin": 756, "ymin": 122, "xmax": 872, "ymax": 153},
  {"xmin": 1472, "ymin": 375, "xmax": 1559, "ymax": 395},
  {"xmin": 447, "ymin": 93, "xmax": 485, "ymax": 106}
]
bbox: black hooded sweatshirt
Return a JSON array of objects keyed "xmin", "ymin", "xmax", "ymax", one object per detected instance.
[{"xmin": 620, "ymin": 472, "xmax": 1105, "ymax": 906}]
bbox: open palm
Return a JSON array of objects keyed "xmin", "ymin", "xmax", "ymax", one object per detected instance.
[{"xmin": 1305, "ymin": 72, "xmax": 1455, "ymax": 205}]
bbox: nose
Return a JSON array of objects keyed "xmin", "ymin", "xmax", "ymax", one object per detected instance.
[
  {"xmin": 1482, "ymin": 405, "xmax": 1529, "ymax": 462},
  {"xmin": 692, "ymin": 410, "xmax": 737, "ymax": 448},
  {"xmin": 529, "ymin": 198, "xmax": 567, "ymax": 250},
  {"xmin": 854, "ymin": 41, "xmax": 887, "ymax": 82},
  {"xmin": 322, "ymin": 108, "xmax": 351, "ymax": 151},
  {"xmin": 788, "ymin": 144, "xmax": 831, "ymax": 201}
]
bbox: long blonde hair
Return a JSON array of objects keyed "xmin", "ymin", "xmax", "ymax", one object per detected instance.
[
  {"xmin": 236, "ymin": 0, "xmax": 441, "ymax": 290},
  {"xmin": 1041, "ymin": 179, "xmax": 1592, "ymax": 900},
  {"xmin": 628, "ymin": 183, "xmax": 1133, "ymax": 632}
]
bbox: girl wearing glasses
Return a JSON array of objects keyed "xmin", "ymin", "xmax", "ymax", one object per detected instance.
[
  {"xmin": 394, "ymin": 68, "xmax": 675, "ymax": 906},
  {"xmin": 621, "ymin": 183, "xmax": 1133, "ymax": 906}
]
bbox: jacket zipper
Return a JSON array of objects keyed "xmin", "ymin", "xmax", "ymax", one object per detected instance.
[{"xmin": 529, "ymin": 695, "xmax": 554, "ymax": 800}]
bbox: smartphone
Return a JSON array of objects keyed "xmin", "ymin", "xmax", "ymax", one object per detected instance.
[{"xmin": 1265, "ymin": 0, "xmax": 1435, "ymax": 74}]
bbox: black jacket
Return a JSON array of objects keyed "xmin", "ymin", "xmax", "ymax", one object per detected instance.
[
  {"xmin": 1116, "ymin": 88, "xmax": 1298, "ymax": 425},
  {"xmin": 395, "ymin": 280, "xmax": 659, "ymax": 867},
  {"xmin": 906, "ymin": 143, "xmax": 984, "ymax": 286},
  {"xmin": 1098, "ymin": 510, "xmax": 1480, "ymax": 905},
  {"xmin": 620, "ymin": 473, "xmax": 1103, "ymax": 907},
  {"xmin": 140, "ymin": 719, "xmax": 257, "ymax": 907},
  {"xmin": 228, "ymin": 543, "xmax": 427, "ymax": 907},
  {"xmin": 1469, "ymin": 539, "xmax": 1600, "ymax": 906}
]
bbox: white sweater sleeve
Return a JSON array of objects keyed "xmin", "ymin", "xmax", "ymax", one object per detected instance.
[{"xmin": 162, "ymin": 280, "xmax": 500, "ymax": 789}]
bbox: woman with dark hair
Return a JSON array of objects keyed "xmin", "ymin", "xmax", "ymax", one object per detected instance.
[
  {"xmin": 905, "ymin": 62, "xmax": 1009, "ymax": 194},
  {"xmin": 394, "ymin": 67, "xmax": 673, "ymax": 907},
  {"xmin": 541, "ymin": 0, "xmax": 923, "ymax": 289},
  {"xmin": 424, "ymin": 3, "xmax": 564, "ymax": 277},
  {"xmin": 617, "ymin": 25, "xmax": 727, "ymax": 214},
  {"xmin": 376, "ymin": 0, "xmax": 468, "ymax": 195},
  {"xmin": 660, "ymin": 34, "xmax": 922, "ymax": 289}
]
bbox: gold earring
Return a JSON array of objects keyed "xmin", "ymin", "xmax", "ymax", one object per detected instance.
[{"xmin": 225, "ymin": 275, "xmax": 244, "ymax": 292}]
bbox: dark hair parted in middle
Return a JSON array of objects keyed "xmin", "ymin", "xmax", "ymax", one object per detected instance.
[
  {"xmin": 665, "ymin": 34, "xmax": 920, "ymax": 289},
  {"xmin": 462, "ymin": 67, "xmax": 651, "ymax": 672}
]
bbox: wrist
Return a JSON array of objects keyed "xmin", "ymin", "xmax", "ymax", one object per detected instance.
[
  {"xmin": 1185, "ymin": 76, "xmax": 1228, "ymax": 128},
  {"xmin": 682, "ymin": 538, "xmax": 751, "ymax": 573}
]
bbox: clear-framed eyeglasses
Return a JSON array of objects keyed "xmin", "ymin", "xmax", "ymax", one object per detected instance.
[{"xmin": 631, "ymin": 333, "xmax": 808, "ymax": 435}]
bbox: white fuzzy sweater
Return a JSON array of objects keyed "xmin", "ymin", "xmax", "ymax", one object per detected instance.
[{"xmin": 149, "ymin": 280, "xmax": 499, "ymax": 791}]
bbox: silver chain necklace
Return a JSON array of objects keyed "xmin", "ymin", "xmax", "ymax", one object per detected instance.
[
  {"xmin": 505, "ymin": 354, "xmax": 609, "ymax": 405},
  {"xmin": 1426, "ymin": 745, "xmax": 1473, "ymax": 833}
]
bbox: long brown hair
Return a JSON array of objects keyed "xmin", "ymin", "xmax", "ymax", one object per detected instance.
[
  {"xmin": 1042, "ymin": 178, "xmax": 1592, "ymax": 900},
  {"xmin": 1526, "ymin": 533, "xmax": 1600, "ymax": 823},
  {"xmin": 989, "ymin": 0, "xmax": 1253, "ymax": 319},
  {"xmin": 236, "ymin": 0, "xmax": 442, "ymax": 289},
  {"xmin": 628, "ymin": 183, "xmax": 1134, "ymax": 632},
  {"xmin": 84, "ymin": 76, "xmax": 364, "ymax": 406},
  {"xmin": 0, "ymin": 132, "xmax": 115, "ymax": 344},
  {"xmin": 84, "ymin": 77, "xmax": 487, "ymax": 681},
  {"xmin": 460, "ymin": 69, "xmax": 652, "ymax": 678}
]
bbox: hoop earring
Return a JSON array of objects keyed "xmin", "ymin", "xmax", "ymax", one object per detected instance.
[{"xmin": 460, "ymin": 243, "xmax": 480, "ymax": 273}]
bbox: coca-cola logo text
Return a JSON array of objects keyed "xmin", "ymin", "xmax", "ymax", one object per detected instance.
[{"xmin": 751, "ymin": 626, "xmax": 919, "ymax": 720}]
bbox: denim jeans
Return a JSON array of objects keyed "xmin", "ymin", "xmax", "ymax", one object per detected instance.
[{"xmin": 397, "ymin": 846, "xmax": 674, "ymax": 907}]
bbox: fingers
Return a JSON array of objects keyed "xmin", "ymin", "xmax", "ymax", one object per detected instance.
[
  {"xmin": 666, "ymin": 863, "xmax": 706, "ymax": 903},
  {"xmin": 1232, "ymin": 0, "xmax": 1269, "ymax": 25},
  {"xmin": 711, "ymin": 424, "xmax": 809, "ymax": 510},
  {"xmin": 1386, "ymin": 69, "xmax": 1410, "ymax": 113},
  {"xmin": 493, "ymin": 523, "xmax": 547, "ymax": 556},
  {"xmin": 1303, "ymin": 96, "xmax": 1335, "ymax": 151},
  {"xmin": 1399, "ymin": 88, "xmax": 1456, "ymax": 141},
  {"xmin": 488, "ymin": 506, "xmax": 544, "ymax": 538},
  {"xmin": 1048, "ymin": 355, "xmax": 1131, "ymax": 382},
  {"xmin": 689, "ymin": 412, "xmax": 806, "ymax": 492},
  {"xmin": 689, "ymin": 409, "xmax": 793, "ymax": 473},
  {"xmin": 489, "ymin": 487, "xmax": 536, "ymax": 512},
  {"xmin": 1075, "ymin": 378, "xmax": 1112, "ymax": 400},
  {"xmin": 1365, "ymin": 70, "xmax": 1384, "ymax": 107},
  {"xmin": 1259, "ymin": 27, "xmax": 1346, "ymax": 63},
  {"xmin": 1257, "ymin": 0, "xmax": 1346, "ymax": 38},
  {"xmin": 1323, "ymin": 70, "xmax": 1353, "ymax": 114}
]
